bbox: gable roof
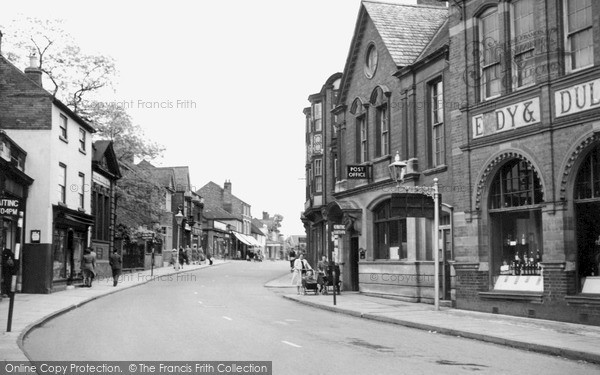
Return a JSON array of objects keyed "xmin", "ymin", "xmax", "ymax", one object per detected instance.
[
  {"xmin": 339, "ymin": 0, "xmax": 448, "ymax": 104},
  {"xmin": 203, "ymin": 206, "xmax": 238, "ymax": 220},
  {"xmin": 92, "ymin": 140, "xmax": 121, "ymax": 179},
  {"xmin": 415, "ymin": 18, "xmax": 449, "ymax": 62}
]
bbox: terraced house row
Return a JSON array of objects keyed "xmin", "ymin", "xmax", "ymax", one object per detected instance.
[{"xmin": 303, "ymin": 0, "xmax": 600, "ymax": 325}]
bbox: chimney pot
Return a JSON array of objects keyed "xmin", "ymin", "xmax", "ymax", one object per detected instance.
[{"xmin": 24, "ymin": 51, "xmax": 43, "ymax": 87}]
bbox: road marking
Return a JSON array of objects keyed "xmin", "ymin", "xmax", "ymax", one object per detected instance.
[
  {"xmin": 274, "ymin": 321, "xmax": 289, "ymax": 325},
  {"xmin": 282, "ymin": 341, "xmax": 302, "ymax": 348},
  {"xmin": 223, "ymin": 316, "xmax": 233, "ymax": 321},
  {"xmin": 284, "ymin": 319, "xmax": 299, "ymax": 322}
]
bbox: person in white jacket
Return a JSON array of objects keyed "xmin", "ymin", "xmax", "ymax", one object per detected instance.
[{"xmin": 291, "ymin": 253, "xmax": 312, "ymax": 295}]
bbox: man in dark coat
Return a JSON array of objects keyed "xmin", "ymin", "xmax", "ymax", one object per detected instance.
[
  {"xmin": 2, "ymin": 248, "xmax": 16, "ymax": 296},
  {"xmin": 109, "ymin": 249, "xmax": 122, "ymax": 287}
]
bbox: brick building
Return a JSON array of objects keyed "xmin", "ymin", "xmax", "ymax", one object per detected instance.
[
  {"xmin": 321, "ymin": 0, "xmax": 451, "ymax": 299},
  {"xmin": 447, "ymin": 0, "xmax": 600, "ymax": 325},
  {"xmin": 197, "ymin": 181, "xmax": 255, "ymax": 259},
  {"xmin": 0, "ymin": 55, "xmax": 96, "ymax": 293},
  {"xmin": 302, "ymin": 72, "xmax": 341, "ymax": 268},
  {"xmin": 90, "ymin": 140, "xmax": 121, "ymax": 277}
]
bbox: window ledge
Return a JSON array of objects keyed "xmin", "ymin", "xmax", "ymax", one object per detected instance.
[
  {"xmin": 479, "ymin": 290, "xmax": 543, "ymax": 303},
  {"xmin": 565, "ymin": 294, "xmax": 600, "ymax": 306},
  {"xmin": 59, "ymin": 136, "xmax": 68, "ymax": 144},
  {"xmin": 79, "ymin": 148, "xmax": 87, "ymax": 155},
  {"xmin": 372, "ymin": 154, "xmax": 392, "ymax": 164},
  {"xmin": 423, "ymin": 165, "xmax": 447, "ymax": 176}
]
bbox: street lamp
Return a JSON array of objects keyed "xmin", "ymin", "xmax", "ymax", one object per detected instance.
[
  {"xmin": 388, "ymin": 152, "xmax": 441, "ymax": 311},
  {"xmin": 175, "ymin": 209, "xmax": 184, "ymax": 270}
]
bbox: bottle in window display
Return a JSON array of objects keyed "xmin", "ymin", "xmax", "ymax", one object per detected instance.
[
  {"xmin": 521, "ymin": 234, "xmax": 526, "ymax": 245},
  {"xmin": 514, "ymin": 251, "xmax": 520, "ymax": 275}
]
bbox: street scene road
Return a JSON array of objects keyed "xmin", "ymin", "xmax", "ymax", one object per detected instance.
[{"xmin": 23, "ymin": 261, "xmax": 600, "ymax": 375}]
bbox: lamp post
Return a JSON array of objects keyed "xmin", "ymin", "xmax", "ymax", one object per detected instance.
[
  {"xmin": 175, "ymin": 209, "xmax": 184, "ymax": 271},
  {"xmin": 389, "ymin": 152, "xmax": 441, "ymax": 311}
]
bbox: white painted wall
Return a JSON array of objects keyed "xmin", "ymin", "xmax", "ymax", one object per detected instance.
[{"xmin": 4, "ymin": 105, "xmax": 93, "ymax": 244}]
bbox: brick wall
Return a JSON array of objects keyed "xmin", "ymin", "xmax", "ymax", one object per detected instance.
[{"xmin": 0, "ymin": 57, "xmax": 52, "ymax": 130}]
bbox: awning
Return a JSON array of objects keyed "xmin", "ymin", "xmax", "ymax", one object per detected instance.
[
  {"xmin": 232, "ymin": 231, "xmax": 252, "ymax": 246},
  {"xmin": 245, "ymin": 235, "xmax": 262, "ymax": 247}
]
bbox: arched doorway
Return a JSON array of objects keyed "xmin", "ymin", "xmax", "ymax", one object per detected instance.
[
  {"xmin": 574, "ymin": 144, "xmax": 600, "ymax": 288},
  {"xmin": 488, "ymin": 159, "xmax": 544, "ymax": 284}
]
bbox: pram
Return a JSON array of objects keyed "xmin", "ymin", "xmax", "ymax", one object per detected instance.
[{"xmin": 302, "ymin": 270, "xmax": 319, "ymax": 295}]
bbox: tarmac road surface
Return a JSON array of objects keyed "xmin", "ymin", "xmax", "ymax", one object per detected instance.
[{"xmin": 23, "ymin": 261, "xmax": 600, "ymax": 375}]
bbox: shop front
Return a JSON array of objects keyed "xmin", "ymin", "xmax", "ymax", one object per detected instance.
[
  {"xmin": 51, "ymin": 205, "xmax": 94, "ymax": 290},
  {"xmin": 0, "ymin": 132, "xmax": 33, "ymax": 297},
  {"xmin": 455, "ymin": 139, "xmax": 600, "ymax": 325}
]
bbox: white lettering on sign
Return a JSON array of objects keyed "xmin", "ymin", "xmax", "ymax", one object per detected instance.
[
  {"xmin": 472, "ymin": 97, "xmax": 540, "ymax": 138},
  {"xmin": 347, "ymin": 165, "xmax": 368, "ymax": 179},
  {"xmin": 555, "ymin": 78, "xmax": 600, "ymax": 118}
]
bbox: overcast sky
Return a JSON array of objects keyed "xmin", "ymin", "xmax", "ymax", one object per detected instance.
[{"xmin": 1, "ymin": 0, "xmax": 420, "ymax": 236}]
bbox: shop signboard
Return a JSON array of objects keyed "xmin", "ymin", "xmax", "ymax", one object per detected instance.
[
  {"xmin": 0, "ymin": 197, "xmax": 21, "ymax": 217},
  {"xmin": 332, "ymin": 224, "xmax": 346, "ymax": 235}
]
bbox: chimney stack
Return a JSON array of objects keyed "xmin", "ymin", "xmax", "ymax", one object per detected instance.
[
  {"xmin": 223, "ymin": 180, "xmax": 232, "ymax": 213},
  {"xmin": 262, "ymin": 212, "xmax": 269, "ymax": 221},
  {"xmin": 24, "ymin": 51, "xmax": 42, "ymax": 87}
]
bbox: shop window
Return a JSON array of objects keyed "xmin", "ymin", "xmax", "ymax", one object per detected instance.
[
  {"xmin": 565, "ymin": 0, "xmax": 594, "ymax": 72},
  {"xmin": 489, "ymin": 160, "xmax": 544, "ymax": 280},
  {"xmin": 373, "ymin": 200, "xmax": 407, "ymax": 260},
  {"xmin": 489, "ymin": 160, "xmax": 543, "ymax": 209},
  {"xmin": 574, "ymin": 145, "xmax": 600, "ymax": 281}
]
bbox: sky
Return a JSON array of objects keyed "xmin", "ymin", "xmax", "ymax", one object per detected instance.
[{"xmin": 0, "ymin": 0, "xmax": 420, "ymax": 236}]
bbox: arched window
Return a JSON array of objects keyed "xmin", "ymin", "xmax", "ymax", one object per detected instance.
[
  {"xmin": 373, "ymin": 200, "xmax": 407, "ymax": 260},
  {"xmin": 489, "ymin": 160, "xmax": 543, "ymax": 209},
  {"xmin": 488, "ymin": 159, "xmax": 544, "ymax": 281},
  {"xmin": 574, "ymin": 145, "xmax": 600, "ymax": 200}
]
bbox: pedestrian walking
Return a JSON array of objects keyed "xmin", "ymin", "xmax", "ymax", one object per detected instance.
[
  {"xmin": 109, "ymin": 249, "xmax": 122, "ymax": 287},
  {"xmin": 81, "ymin": 248, "xmax": 96, "ymax": 287},
  {"xmin": 291, "ymin": 253, "xmax": 312, "ymax": 295},
  {"xmin": 179, "ymin": 247, "xmax": 186, "ymax": 269},
  {"xmin": 207, "ymin": 251, "xmax": 213, "ymax": 265},
  {"xmin": 1, "ymin": 248, "xmax": 16, "ymax": 297}
]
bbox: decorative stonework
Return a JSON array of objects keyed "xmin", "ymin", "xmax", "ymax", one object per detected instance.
[
  {"xmin": 559, "ymin": 133, "xmax": 600, "ymax": 201},
  {"xmin": 475, "ymin": 152, "xmax": 543, "ymax": 211}
]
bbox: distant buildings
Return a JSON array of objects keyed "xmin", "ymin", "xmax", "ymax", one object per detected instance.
[{"xmin": 197, "ymin": 181, "xmax": 258, "ymax": 259}]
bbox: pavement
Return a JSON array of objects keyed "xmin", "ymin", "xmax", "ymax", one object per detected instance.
[
  {"xmin": 0, "ymin": 260, "xmax": 225, "ymax": 361},
  {"xmin": 2, "ymin": 264, "xmax": 600, "ymax": 366},
  {"xmin": 265, "ymin": 273, "xmax": 600, "ymax": 365}
]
